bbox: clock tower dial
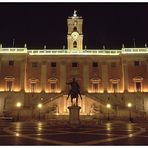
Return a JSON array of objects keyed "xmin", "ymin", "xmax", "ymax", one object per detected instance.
[{"xmin": 71, "ymin": 32, "xmax": 79, "ymax": 40}]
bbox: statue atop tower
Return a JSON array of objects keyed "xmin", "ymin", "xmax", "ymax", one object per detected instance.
[{"xmin": 73, "ymin": 10, "xmax": 77, "ymax": 17}]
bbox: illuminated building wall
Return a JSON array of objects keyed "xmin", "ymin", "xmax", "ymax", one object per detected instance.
[
  {"xmin": 0, "ymin": 53, "xmax": 147, "ymax": 93},
  {"xmin": 0, "ymin": 11, "xmax": 147, "ymax": 118}
]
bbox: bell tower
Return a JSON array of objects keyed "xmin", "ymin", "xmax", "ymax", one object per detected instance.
[{"xmin": 67, "ymin": 10, "xmax": 83, "ymax": 50}]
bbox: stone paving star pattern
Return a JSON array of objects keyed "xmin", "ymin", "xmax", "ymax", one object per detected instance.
[{"xmin": 0, "ymin": 121, "xmax": 148, "ymax": 145}]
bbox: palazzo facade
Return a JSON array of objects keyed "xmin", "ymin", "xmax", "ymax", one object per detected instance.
[{"xmin": 0, "ymin": 11, "xmax": 148, "ymax": 120}]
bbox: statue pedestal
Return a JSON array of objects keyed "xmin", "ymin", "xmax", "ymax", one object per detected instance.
[{"xmin": 68, "ymin": 106, "xmax": 81, "ymax": 125}]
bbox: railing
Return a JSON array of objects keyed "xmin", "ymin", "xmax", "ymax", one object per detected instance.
[
  {"xmin": 0, "ymin": 48, "xmax": 27, "ymax": 53},
  {"xmin": 0, "ymin": 48, "xmax": 148, "ymax": 55},
  {"xmin": 27, "ymin": 49, "xmax": 122, "ymax": 55},
  {"xmin": 42, "ymin": 93, "xmax": 63, "ymax": 105},
  {"xmin": 122, "ymin": 48, "xmax": 148, "ymax": 54}
]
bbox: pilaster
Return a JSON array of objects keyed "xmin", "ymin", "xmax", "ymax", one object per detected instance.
[
  {"xmin": 60, "ymin": 62, "xmax": 66, "ymax": 92},
  {"xmin": 20, "ymin": 60, "xmax": 26, "ymax": 91},
  {"xmin": 41, "ymin": 61, "xmax": 47, "ymax": 92},
  {"xmin": 83, "ymin": 62, "xmax": 89, "ymax": 92}
]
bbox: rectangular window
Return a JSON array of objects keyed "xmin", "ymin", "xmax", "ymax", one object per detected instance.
[
  {"xmin": 9, "ymin": 61, "xmax": 14, "ymax": 66},
  {"xmin": 72, "ymin": 62, "xmax": 78, "ymax": 67},
  {"xmin": 51, "ymin": 62, "xmax": 56, "ymax": 67},
  {"xmin": 111, "ymin": 62, "xmax": 116, "ymax": 68},
  {"xmin": 136, "ymin": 82, "xmax": 141, "ymax": 92},
  {"xmin": 6, "ymin": 81, "xmax": 13, "ymax": 91},
  {"xmin": 134, "ymin": 61, "xmax": 140, "ymax": 66},
  {"xmin": 51, "ymin": 83, "xmax": 56, "ymax": 92},
  {"xmin": 112, "ymin": 83, "xmax": 118, "ymax": 92},
  {"xmin": 92, "ymin": 62, "xmax": 98, "ymax": 68},
  {"xmin": 92, "ymin": 83, "xmax": 98, "ymax": 92},
  {"xmin": 30, "ymin": 83, "xmax": 36, "ymax": 92},
  {"xmin": 32, "ymin": 62, "xmax": 38, "ymax": 68}
]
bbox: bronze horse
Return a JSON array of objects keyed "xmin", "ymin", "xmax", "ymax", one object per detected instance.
[
  {"xmin": 68, "ymin": 89, "xmax": 80, "ymax": 106},
  {"xmin": 66, "ymin": 78, "xmax": 82, "ymax": 106}
]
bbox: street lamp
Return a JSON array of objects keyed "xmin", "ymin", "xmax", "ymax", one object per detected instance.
[
  {"xmin": 106, "ymin": 103, "xmax": 111, "ymax": 121},
  {"xmin": 127, "ymin": 102, "xmax": 132, "ymax": 122},
  {"xmin": 37, "ymin": 103, "xmax": 42, "ymax": 121},
  {"xmin": 16, "ymin": 102, "xmax": 22, "ymax": 121}
]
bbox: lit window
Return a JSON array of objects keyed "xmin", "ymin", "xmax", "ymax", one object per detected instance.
[
  {"xmin": 9, "ymin": 61, "xmax": 14, "ymax": 66},
  {"xmin": 133, "ymin": 76, "xmax": 143, "ymax": 92},
  {"xmin": 135, "ymin": 82, "xmax": 141, "ymax": 92},
  {"xmin": 29, "ymin": 79, "xmax": 39, "ymax": 92},
  {"xmin": 51, "ymin": 83, "xmax": 56, "ymax": 92},
  {"xmin": 48, "ymin": 78, "xmax": 58, "ymax": 93},
  {"xmin": 92, "ymin": 83, "xmax": 98, "ymax": 93},
  {"xmin": 91, "ymin": 78, "xmax": 101, "ymax": 93},
  {"xmin": 6, "ymin": 81, "xmax": 13, "ymax": 91},
  {"xmin": 112, "ymin": 83, "xmax": 118, "ymax": 93},
  {"xmin": 5, "ymin": 77, "xmax": 15, "ymax": 91},
  {"xmin": 30, "ymin": 83, "xmax": 36, "ymax": 92},
  {"xmin": 110, "ymin": 79, "xmax": 120, "ymax": 93}
]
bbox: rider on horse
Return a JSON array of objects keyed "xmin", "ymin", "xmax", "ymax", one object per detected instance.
[{"xmin": 66, "ymin": 78, "xmax": 82, "ymax": 105}]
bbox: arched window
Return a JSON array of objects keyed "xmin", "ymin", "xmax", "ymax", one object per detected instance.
[
  {"xmin": 73, "ymin": 27, "xmax": 77, "ymax": 31},
  {"xmin": 73, "ymin": 41, "xmax": 77, "ymax": 48}
]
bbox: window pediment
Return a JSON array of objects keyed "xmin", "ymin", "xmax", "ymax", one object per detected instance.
[
  {"xmin": 48, "ymin": 77, "xmax": 58, "ymax": 83},
  {"xmin": 90, "ymin": 77, "xmax": 101, "ymax": 83},
  {"xmin": 29, "ymin": 78, "xmax": 39, "ymax": 83},
  {"xmin": 133, "ymin": 76, "xmax": 143, "ymax": 82},
  {"xmin": 5, "ymin": 76, "xmax": 15, "ymax": 81},
  {"xmin": 110, "ymin": 78, "xmax": 120, "ymax": 84}
]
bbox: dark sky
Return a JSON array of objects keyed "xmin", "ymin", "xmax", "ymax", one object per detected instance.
[{"xmin": 0, "ymin": 3, "xmax": 148, "ymax": 49}]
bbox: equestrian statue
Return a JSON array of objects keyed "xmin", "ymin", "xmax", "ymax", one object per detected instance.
[{"xmin": 66, "ymin": 78, "xmax": 82, "ymax": 106}]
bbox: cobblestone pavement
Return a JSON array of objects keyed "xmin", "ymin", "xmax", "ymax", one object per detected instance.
[{"xmin": 0, "ymin": 120, "xmax": 148, "ymax": 145}]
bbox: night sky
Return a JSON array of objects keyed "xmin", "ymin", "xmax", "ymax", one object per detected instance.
[{"xmin": 0, "ymin": 3, "xmax": 148, "ymax": 49}]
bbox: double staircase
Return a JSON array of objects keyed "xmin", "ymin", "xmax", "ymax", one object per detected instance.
[{"xmin": 39, "ymin": 91, "xmax": 146, "ymax": 121}]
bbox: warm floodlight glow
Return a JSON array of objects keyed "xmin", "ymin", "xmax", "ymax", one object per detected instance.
[
  {"xmin": 15, "ymin": 133, "xmax": 20, "ymax": 137},
  {"xmin": 38, "ymin": 103, "xmax": 42, "ymax": 109},
  {"xmin": 56, "ymin": 90, "xmax": 61, "ymax": 93},
  {"xmin": 99, "ymin": 90, "xmax": 104, "ymax": 93},
  {"xmin": 127, "ymin": 103, "xmax": 132, "ymax": 108},
  {"xmin": 106, "ymin": 104, "xmax": 111, "ymax": 108},
  {"xmin": 88, "ymin": 90, "xmax": 92, "ymax": 93},
  {"xmin": 16, "ymin": 102, "xmax": 22, "ymax": 108}
]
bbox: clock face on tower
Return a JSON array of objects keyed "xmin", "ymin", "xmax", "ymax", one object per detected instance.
[{"xmin": 71, "ymin": 32, "xmax": 79, "ymax": 40}]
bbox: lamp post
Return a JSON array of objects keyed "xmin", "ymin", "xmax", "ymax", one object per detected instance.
[
  {"xmin": 106, "ymin": 104, "xmax": 111, "ymax": 121},
  {"xmin": 16, "ymin": 102, "xmax": 22, "ymax": 121},
  {"xmin": 127, "ymin": 103, "xmax": 132, "ymax": 122},
  {"xmin": 37, "ymin": 103, "xmax": 42, "ymax": 121}
]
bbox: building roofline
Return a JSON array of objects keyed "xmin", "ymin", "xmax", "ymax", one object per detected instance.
[{"xmin": 0, "ymin": 48, "xmax": 148, "ymax": 55}]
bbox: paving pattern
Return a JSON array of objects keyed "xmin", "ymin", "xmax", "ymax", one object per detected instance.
[{"xmin": 0, "ymin": 121, "xmax": 148, "ymax": 145}]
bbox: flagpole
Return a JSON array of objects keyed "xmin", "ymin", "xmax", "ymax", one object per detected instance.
[
  {"xmin": 12, "ymin": 38, "xmax": 15, "ymax": 47},
  {"xmin": 133, "ymin": 38, "xmax": 136, "ymax": 48}
]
